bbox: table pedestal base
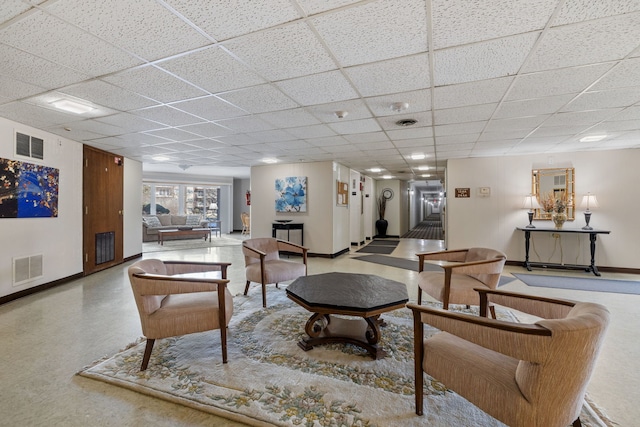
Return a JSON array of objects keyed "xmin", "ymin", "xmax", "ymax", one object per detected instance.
[{"xmin": 297, "ymin": 313, "xmax": 387, "ymax": 359}]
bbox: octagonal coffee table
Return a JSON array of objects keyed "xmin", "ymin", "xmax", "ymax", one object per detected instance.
[{"xmin": 286, "ymin": 272, "xmax": 408, "ymax": 359}]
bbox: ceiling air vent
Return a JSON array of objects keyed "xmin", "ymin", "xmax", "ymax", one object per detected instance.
[{"xmin": 395, "ymin": 119, "xmax": 417, "ymax": 127}]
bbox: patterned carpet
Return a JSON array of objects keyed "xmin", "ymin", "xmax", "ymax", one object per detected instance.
[{"xmin": 402, "ymin": 216, "xmax": 444, "ymax": 240}]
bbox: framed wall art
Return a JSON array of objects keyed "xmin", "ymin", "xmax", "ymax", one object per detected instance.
[
  {"xmin": 0, "ymin": 157, "xmax": 59, "ymax": 218},
  {"xmin": 275, "ymin": 176, "xmax": 307, "ymax": 212}
]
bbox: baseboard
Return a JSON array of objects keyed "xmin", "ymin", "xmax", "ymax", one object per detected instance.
[
  {"xmin": 505, "ymin": 260, "xmax": 640, "ymax": 275},
  {"xmin": 308, "ymin": 247, "xmax": 350, "ymax": 258},
  {"xmin": 0, "ymin": 272, "xmax": 84, "ymax": 306},
  {"xmin": 124, "ymin": 253, "xmax": 142, "ymax": 263}
]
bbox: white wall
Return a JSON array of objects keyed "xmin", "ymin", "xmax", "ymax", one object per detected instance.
[
  {"xmin": 446, "ymin": 149, "xmax": 640, "ymax": 269},
  {"xmin": 0, "ymin": 118, "xmax": 83, "ymax": 298},
  {"xmin": 363, "ymin": 176, "xmax": 374, "ymax": 240},
  {"xmin": 373, "ymin": 179, "xmax": 405, "ymax": 237},
  {"xmin": 349, "ymin": 169, "xmax": 363, "ymax": 245},
  {"xmin": 123, "ymin": 158, "xmax": 142, "ymax": 259},
  {"xmin": 250, "ymin": 161, "xmax": 350, "ymax": 256}
]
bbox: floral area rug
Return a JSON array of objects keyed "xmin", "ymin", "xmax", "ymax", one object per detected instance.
[{"xmin": 78, "ymin": 288, "xmax": 608, "ymax": 427}]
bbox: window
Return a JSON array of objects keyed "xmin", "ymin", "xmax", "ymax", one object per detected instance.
[
  {"xmin": 142, "ymin": 183, "xmax": 220, "ymax": 217},
  {"xmin": 185, "ymin": 186, "xmax": 219, "ymax": 218}
]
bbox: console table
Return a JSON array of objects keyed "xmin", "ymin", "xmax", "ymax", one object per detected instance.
[
  {"xmin": 516, "ymin": 227, "xmax": 610, "ymax": 276},
  {"xmin": 272, "ymin": 222, "xmax": 304, "ymax": 246}
]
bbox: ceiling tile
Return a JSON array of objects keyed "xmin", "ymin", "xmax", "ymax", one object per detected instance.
[
  {"xmin": 493, "ymin": 94, "xmax": 575, "ymax": 119},
  {"xmin": 553, "ymin": 0, "xmax": 640, "ymax": 26},
  {"xmin": 484, "ymin": 115, "xmax": 549, "ymax": 132},
  {"xmin": 61, "ymin": 80, "xmax": 157, "ymax": 111},
  {"xmin": 0, "ymin": 75, "xmax": 45, "ymax": 101},
  {"xmin": 590, "ymin": 58, "xmax": 640, "ymax": 90},
  {"xmin": 46, "ymin": 0, "xmax": 210, "ymax": 61},
  {"xmin": 0, "ymin": 1, "xmax": 33, "ymax": 23},
  {"xmin": 297, "ymin": 0, "xmax": 362, "ymax": 15},
  {"xmin": 59, "ymin": 118, "xmax": 125, "ymax": 136},
  {"xmin": 608, "ymin": 105, "xmax": 640, "ymax": 121},
  {"xmin": 214, "ymin": 116, "xmax": 274, "ymax": 133},
  {"xmin": 167, "ymin": 0, "xmax": 301, "ymax": 41},
  {"xmin": 431, "ymin": 0, "xmax": 557, "ymax": 49},
  {"xmin": 311, "ymin": 0, "xmax": 427, "ymax": 67},
  {"xmin": 342, "ymin": 132, "xmax": 390, "ymax": 144},
  {"xmin": 256, "ymin": 108, "xmax": 321, "ymax": 128},
  {"xmin": 216, "ymin": 84, "xmax": 298, "ymax": 113},
  {"xmin": 214, "ymin": 134, "xmax": 260, "ymax": 146},
  {"xmin": 433, "ymin": 76, "xmax": 514, "ymax": 109},
  {"xmin": 158, "ymin": 46, "xmax": 265, "ymax": 94},
  {"xmin": 352, "ymin": 140, "xmax": 396, "ymax": 151},
  {"xmin": 477, "ymin": 129, "xmax": 530, "ymax": 141},
  {"xmin": 0, "ymin": 101, "xmax": 77, "ymax": 128},
  {"xmin": 522, "ymin": 13, "xmax": 640, "ymax": 73},
  {"xmin": 507, "ymin": 64, "xmax": 613, "ymax": 100},
  {"xmin": 306, "ymin": 99, "xmax": 372, "ymax": 123},
  {"xmin": 0, "ymin": 12, "xmax": 141, "ymax": 76},
  {"xmin": 328, "ymin": 118, "xmax": 381, "ymax": 134},
  {"xmin": 345, "ymin": 54, "xmax": 431, "ymax": 97},
  {"xmin": 378, "ymin": 112, "xmax": 432, "ymax": 130},
  {"xmin": 365, "ymin": 89, "xmax": 431, "ymax": 117},
  {"xmin": 173, "ymin": 122, "xmax": 236, "ymax": 139},
  {"xmin": 435, "ymin": 134, "xmax": 479, "ymax": 145},
  {"xmin": 181, "ymin": 139, "xmax": 228, "ymax": 150},
  {"xmin": 96, "ymin": 112, "xmax": 163, "ymax": 132},
  {"xmin": 276, "ymin": 70, "xmax": 358, "ymax": 105},
  {"xmin": 434, "ymin": 103, "xmax": 497, "ymax": 125},
  {"xmin": 0, "ymin": 44, "xmax": 89, "ymax": 89},
  {"xmin": 527, "ymin": 125, "xmax": 589, "ymax": 138},
  {"xmin": 435, "ymin": 121, "xmax": 486, "ymax": 137},
  {"xmin": 393, "ymin": 137, "xmax": 434, "ymax": 148},
  {"xmin": 44, "ymin": 126, "xmax": 104, "ymax": 142},
  {"xmin": 386, "ymin": 126, "xmax": 432, "ymax": 140},
  {"xmin": 562, "ymin": 87, "xmax": 640, "ymax": 112},
  {"xmin": 285, "ymin": 124, "xmax": 336, "ymax": 139},
  {"xmin": 143, "ymin": 128, "xmax": 201, "ymax": 142},
  {"xmin": 305, "ymin": 136, "xmax": 349, "ymax": 147},
  {"xmin": 131, "ymin": 105, "xmax": 204, "ymax": 126},
  {"xmin": 224, "ymin": 21, "xmax": 336, "ymax": 80},
  {"xmin": 246, "ymin": 129, "xmax": 298, "ymax": 143},
  {"xmin": 434, "ymin": 33, "xmax": 539, "ymax": 86},
  {"xmin": 169, "ymin": 96, "xmax": 248, "ymax": 121},
  {"xmin": 103, "ymin": 65, "xmax": 207, "ymax": 103},
  {"xmin": 540, "ymin": 108, "xmax": 623, "ymax": 127}
]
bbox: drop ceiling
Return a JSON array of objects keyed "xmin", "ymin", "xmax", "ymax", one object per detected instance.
[{"xmin": 1, "ymin": 0, "xmax": 639, "ymax": 181}]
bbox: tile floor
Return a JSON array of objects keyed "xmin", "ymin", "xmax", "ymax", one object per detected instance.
[{"xmin": 1, "ymin": 236, "xmax": 637, "ymax": 426}]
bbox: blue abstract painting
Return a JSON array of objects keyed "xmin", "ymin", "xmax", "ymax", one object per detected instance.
[
  {"xmin": 275, "ymin": 176, "xmax": 307, "ymax": 212},
  {"xmin": 0, "ymin": 158, "xmax": 59, "ymax": 218}
]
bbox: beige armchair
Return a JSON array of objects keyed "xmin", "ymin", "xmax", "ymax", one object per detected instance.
[
  {"xmin": 416, "ymin": 247, "xmax": 506, "ymax": 317},
  {"xmin": 128, "ymin": 259, "xmax": 233, "ymax": 371},
  {"xmin": 408, "ymin": 288, "xmax": 610, "ymax": 427},
  {"xmin": 242, "ymin": 237, "xmax": 308, "ymax": 307}
]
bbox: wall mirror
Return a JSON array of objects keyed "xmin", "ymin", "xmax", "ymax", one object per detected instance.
[{"xmin": 532, "ymin": 167, "xmax": 575, "ymax": 220}]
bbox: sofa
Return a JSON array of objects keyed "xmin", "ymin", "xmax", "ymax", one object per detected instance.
[{"xmin": 142, "ymin": 214, "xmax": 208, "ymax": 242}]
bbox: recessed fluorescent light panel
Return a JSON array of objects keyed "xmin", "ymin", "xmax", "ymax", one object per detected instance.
[
  {"xmin": 410, "ymin": 153, "xmax": 425, "ymax": 160},
  {"xmin": 51, "ymin": 99, "xmax": 95, "ymax": 114},
  {"xmin": 417, "ymin": 166, "xmax": 429, "ymax": 171},
  {"xmin": 261, "ymin": 158, "xmax": 278, "ymax": 164},
  {"xmin": 152, "ymin": 155, "xmax": 170, "ymax": 161},
  {"xmin": 369, "ymin": 167, "xmax": 382, "ymax": 173},
  {"xmin": 382, "ymin": 175, "xmax": 394, "ymax": 179},
  {"xmin": 579, "ymin": 135, "xmax": 607, "ymax": 142}
]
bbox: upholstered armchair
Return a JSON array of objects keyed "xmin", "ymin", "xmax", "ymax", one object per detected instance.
[
  {"xmin": 242, "ymin": 237, "xmax": 308, "ymax": 307},
  {"xmin": 416, "ymin": 247, "xmax": 506, "ymax": 317},
  {"xmin": 408, "ymin": 288, "xmax": 610, "ymax": 427},
  {"xmin": 128, "ymin": 259, "xmax": 233, "ymax": 371}
]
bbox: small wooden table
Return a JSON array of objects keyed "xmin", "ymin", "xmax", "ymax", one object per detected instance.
[
  {"xmin": 157, "ymin": 228, "xmax": 211, "ymax": 245},
  {"xmin": 286, "ymin": 272, "xmax": 408, "ymax": 359}
]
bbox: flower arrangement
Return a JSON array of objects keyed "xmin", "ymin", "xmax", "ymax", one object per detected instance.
[
  {"xmin": 539, "ymin": 191, "xmax": 567, "ymax": 214},
  {"xmin": 377, "ymin": 195, "xmax": 386, "ymax": 220}
]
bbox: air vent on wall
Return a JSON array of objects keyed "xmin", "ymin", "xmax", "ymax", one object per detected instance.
[
  {"xmin": 16, "ymin": 132, "xmax": 44, "ymax": 160},
  {"xmin": 13, "ymin": 254, "xmax": 43, "ymax": 286}
]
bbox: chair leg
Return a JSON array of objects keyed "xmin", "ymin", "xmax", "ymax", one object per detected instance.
[
  {"xmin": 417, "ymin": 288, "xmax": 422, "ymax": 305},
  {"xmin": 220, "ymin": 326, "xmax": 228, "ymax": 364},
  {"xmin": 275, "ymin": 283, "xmax": 279, "ymax": 288},
  {"xmin": 489, "ymin": 304, "xmax": 497, "ymax": 319},
  {"xmin": 244, "ymin": 280, "xmax": 251, "ymax": 295},
  {"xmin": 141, "ymin": 338, "xmax": 155, "ymax": 371},
  {"xmin": 261, "ymin": 283, "xmax": 267, "ymax": 308},
  {"xmin": 573, "ymin": 417, "xmax": 582, "ymax": 427}
]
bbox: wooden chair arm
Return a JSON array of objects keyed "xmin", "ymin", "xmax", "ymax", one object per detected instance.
[
  {"xmin": 475, "ymin": 288, "xmax": 576, "ymax": 319},
  {"xmin": 276, "ymin": 239, "xmax": 308, "ymax": 266},
  {"xmin": 441, "ymin": 258, "xmax": 505, "ymax": 275},
  {"xmin": 407, "ymin": 303, "xmax": 552, "ymax": 362},
  {"xmin": 416, "ymin": 249, "xmax": 468, "ymax": 272},
  {"xmin": 163, "ymin": 261, "xmax": 231, "ymax": 279},
  {"xmin": 242, "ymin": 244, "xmax": 266, "ymax": 259}
]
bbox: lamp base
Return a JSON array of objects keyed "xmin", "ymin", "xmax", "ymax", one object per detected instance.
[
  {"xmin": 526, "ymin": 211, "xmax": 535, "ymax": 228},
  {"xmin": 582, "ymin": 211, "xmax": 593, "ymax": 230}
]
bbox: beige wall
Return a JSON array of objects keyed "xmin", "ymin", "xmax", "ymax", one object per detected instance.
[{"xmin": 446, "ymin": 149, "xmax": 640, "ymax": 269}]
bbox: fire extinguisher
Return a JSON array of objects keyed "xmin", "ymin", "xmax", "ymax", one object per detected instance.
[{"xmin": 246, "ymin": 190, "xmax": 251, "ymax": 206}]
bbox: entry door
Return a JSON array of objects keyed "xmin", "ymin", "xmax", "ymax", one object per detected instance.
[{"xmin": 82, "ymin": 145, "xmax": 123, "ymax": 275}]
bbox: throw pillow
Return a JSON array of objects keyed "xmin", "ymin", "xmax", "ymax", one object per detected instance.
[
  {"xmin": 143, "ymin": 216, "xmax": 161, "ymax": 228},
  {"xmin": 171, "ymin": 215, "xmax": 187, "ymax": 225},
  {"xmin": 158, "ymin": 215, "xmax": 172, "ymax": 226},
  {"xmin": 185, "ymin": 215, "xmax": 201, "ymax": 227}
]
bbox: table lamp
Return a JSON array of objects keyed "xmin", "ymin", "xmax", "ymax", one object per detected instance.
[
  {"xmin": 522, "ymin": 194, "xmax": 541, "ymax": 228},
  {"xmin": 580, "ymin": 193, "xmax": 599, "ymax": 230}
]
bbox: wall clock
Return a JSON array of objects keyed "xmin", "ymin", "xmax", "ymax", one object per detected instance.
[{"xmin": 382, "ymin": 188, "xmax": 394, "ymax": 200}]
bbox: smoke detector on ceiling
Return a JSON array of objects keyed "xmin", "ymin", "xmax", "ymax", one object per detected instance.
[
  {"xmin": 390, "ymin": 102, "xmax": 409, "ymax": 112},
  {"xmin": 396, "ymin": 119, "xmax": 417, "ymax": 127},
  {"xmin": 335, "ymin": 110, "xmax": 348, "ymax": 119}
]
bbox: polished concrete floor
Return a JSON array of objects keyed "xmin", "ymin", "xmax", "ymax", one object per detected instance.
[{"xmin": 1, "ymin": 236, "xmax": 637, "ymax": 426}]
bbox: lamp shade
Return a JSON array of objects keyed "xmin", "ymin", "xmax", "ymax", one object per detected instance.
[
  {"xmin": 209, "ymin": 203, "xmax": 218, "ymax": 210},
  {"xmin": 580, "ymin": 194, "xmax": 599, "ymax": 211},
  {"xmin": 523, "ymin": 195, "xmax": 541, "ymax": 210}
]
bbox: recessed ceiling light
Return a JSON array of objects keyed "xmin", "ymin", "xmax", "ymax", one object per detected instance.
[
  {"xmin": 382, "ymin": 175, "xmax": 394, "ymax": 179},
  {"xmin": 410, "ymin": 153, "xmax": 425, "ymax": 160},
  {"xmin": 417, "ymin": 165, "xmax": 429, "ymax": 171},
  {"xmin": 396, "ymin": 119, "xmax": 417, "ymax": 127},
  {"xmin": 152, "ymin": 155, "xmax": 170, "ymax": 161},
  {"xmin": 369, "ymin": 167, "xmax": 382, "ymax": 173},
  {"xmin": 261, "ymin": 157, "xmax": 278, "ymax": 164},
  {"xmin": 51, "ymin": 99, "xmax": 95, "ymax": 114},
  {"xmin": 421, "ymin": 174, "xmax": 431, "ymax": 178},
  {"xmin": 390, "ymin": 102, "xmax": 409, "ymax": 112},
  {"xmin": 579, "ymin": 135, "xmax": 607, "ymax": 142}
]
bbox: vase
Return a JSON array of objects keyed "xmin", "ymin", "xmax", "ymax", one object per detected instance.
[
  {"xmin": 375, "ymin": 219, "xmax": 388, "ymax": 237},
  {"xmin": 552, "ymin": 212, "xmax": 566, "ymax": 229}
]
